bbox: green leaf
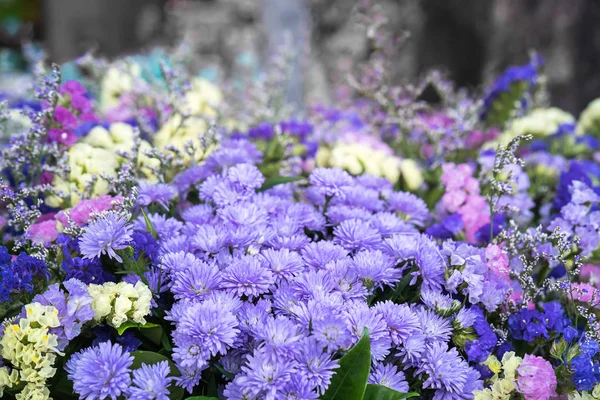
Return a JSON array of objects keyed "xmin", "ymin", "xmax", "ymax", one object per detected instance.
[
  {"xmin": 363, "ymin": 384, "xmax": 419, "ymax": 400},
  {"xmin": 116, "ymin": 321, "xmax": 161, "ymax": 335},
  {"xmin": 321, "ymin": 328, "xmax": 371, "ymax": 400},
  {"xmin": 141, "ymin": 207, "xmax": 159, "ymax": 239},
  {"xmin": 131, "ymin": 351, "xmax": 184, "ymax": 400},
  {"xmin": 259, "ymin": 175, "xmax": 304, "ymax": 191}
]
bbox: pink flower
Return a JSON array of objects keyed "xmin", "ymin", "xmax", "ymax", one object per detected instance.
[
  {"xmin": 516, "ymin": 355, "xmax": 557, "ymax": 400},
  {"xmin": 580, "ymin": 264, "xmax": 600, "ymax": 286},
  {"xmin": 48, "ymin": 128, "xmax": 78, "ymax": 147},
  {"xmin": 464, "ymin": 177, "xmax": 480, "ymax": 194},
  {"xmin": 486, "ymin": 244, "xmax": 510, "ymax": 282},
  {"xmin": 70, "ymin": 94, "xmax": 93, "ymax": 114},
  {"xmin": 441, "ymin": 190, "xmax": 466, "ymax": 212},
  {"xmin": 60, "ymin": 80, "xmax": 86, "ymax": 96},
  {"xmin": 27, "ymin": 220, "xmax": 59, "ymax": 245},
  {"xmin": 41, "ymin": 171, "xmax": 55, "ymax": 185},
  {"xmin": 54, "ymin": 106, "xmax": 78, "ymax": 130},
  {"xmin": 571, "ymin": 282, "xmax": 599, "ymax": 304},
  {"xmin": 56, "ymin": 195, "xmax": 123, "ymax": 227}
]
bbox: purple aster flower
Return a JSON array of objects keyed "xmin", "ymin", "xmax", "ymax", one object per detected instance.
[
  {"xmin": 351, "ymin": 249, "xmax": 401, "ymax": 290},
  {"xmin": 191, "ymin": 225, "xmax": 227, "ymax": 255},
  {"xmin": 301, "ymin": 241, "xmax": 348, "ymax": 269},
  {"xmin": 173, "ymin": 301, "xmax": 239, "ymax": 368},
  {"xmin": 237, "ymin": 348, "xmax": 297, "ymax": 400},
  {"xmin": 281, "ymin": 374, "xmax": 320, "ymax": 399},
  {"xmin": 369, "ymin": 212, "xmax": 417, "ymax": 237},
  {"xmin": 294, "ymin": 338, "xmax": 339, "ymax": 394},
  {"xmin": 417, "ymin": 342, "xmax": 469, "ymax": 394},
  {"xmin": 336, "ymin": 186, "xmax": 384, "ymax": 211},
  {"xmin": 385, "ymin": 191, "xmax": 430, "ymax": 226},
  {"xmin": 356, "ymin": 174, "xmax": 393, "ymax": 191},
  {"xmin": 127, "ymin": 361, "xmax": 173, "ymax": 400},
  {"xmin": 454, "ymin": 307, "xmax": 479, "ymax": 329},
  {"xmin": 325, "ymin": 259, "xmax": 368, "ymax": 301},
  {"xmin": 227, "ymin": 163, "xmax": 265, "ymax": 192},
  {"xmin": 369, "ymin": 363, "xmax": 409, "ymax": 393},
  {"xmin": 260, "ymin": 248, "xmax": 304, "ymax": 281},
  {"xmin": 160, "ymin": 251, "xmax": 201, "ymax": 275},
  {"xmin": 134, "ymin": 213, "xmax": 182, "ymax": 239},
  {"xmin": 79, "ymin": 211, "xmax": 132, "ymax": 263},
  {"xmin": 312, "ymin": 313, "xmax": 352, "ymax": 350},
  {"xmin": 414, "ymin": 236, "xmax": 446, "ymax": 290},
  {"xmin": 137, "ymin": 182, "xmax": 178, "ymax": 210},
  {"xmin": 309, "ymin": 167, "xmax": 354, "ymax": 199},
  {"xmin": 344, "ymin": 301, "xmax": 391, "ymax": 361},
  {"xmin": 66, "ymin": 342, "xmax": 133, "ymax": 400},
  {"xmin": 221, "ymin": 255, "xmax": 274, "ymax": 299},
  {"xmin": 181, "ymin": 204, "xmax": 215, "ymax": 225},
  {"xmin": 238, "ymin": 299, "xmax": 272, "ymax": 332},
  {"xmin": 219, "ymin": 202, "xmax": 269, "ymax": 227},
  {"xmin": 373, "ymin": 301, "xmax": 420, "ymax": 346},
  {"xmin": 416, "ymin": 308, "xmax": 452, "ymax": 344},
  {"xmin": 291, "ymin": 269, "xmax": 336, "ymax": 300},
  {"xmin": 255, "ymin": 316, "xmax": 304, "ymax": 357},
  {"xmin": 333, "ymin": 219, "xmax": 382, "ymax": 251},
  {"xmin": 433, "ymin": 367, "xmax": 482, "ymax": 400},
  {"xmin": 171, "ymin": 259, "xmax": 221, "ymax": 300},
  {"xmin": 326, "ymin": 205, "xmax": 373, "ymax": 225},
  {"xmin": 382, "ymin": 234, "xmax": 420, "ymax": 262}
]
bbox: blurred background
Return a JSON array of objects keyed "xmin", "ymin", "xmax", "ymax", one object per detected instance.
[{"xmin": 2, "ymin": 0, "xmax": 600, "ymax": 113}]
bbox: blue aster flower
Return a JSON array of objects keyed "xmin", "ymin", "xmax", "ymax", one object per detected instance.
[
  {"xmin": 373, "ymin": 301, "xmax": 420, "ymax": 346},
  {"xmin": 227, "ymin": 163, "xmax": 265, "ymax": 192},
  {"xmin": 385, "ymin": 191, "xmax": 430, "ymax": 227},
  {"xmin": 137, "ymin": 182, "xmax": 178, "ymax": 210},
  {"xmin": 301, "ymin": 241, "xmax": 348, "ymax": 269},
  {"xmin": 127, "ymin": 361, "xmax": 173, "ymax": 400},
  {"xmin": 369, "ymin": 362, "xmax": 409, "ymax": 393},
  {"xmin": 260, "ymin": 248, "xmax": 304, "ymax": 281},
  {"xmin": 173, "ymin": 301, "xmax": 239, "ymax": 369},
  {"xmin": 237, "ymin": 348, "xmax": 297, "ymax": 400},
  {"xmin": 294, "ymin": 338, "xmax": 339, "ymax": 394},
  {"xmin": 333, "ymin": 218, "xmax": 382, "ymax": 251},
  {"xmin": 221, "ymin": 255, "xmax": 274, "ymax": 299},
  {"xmin": 309, "ymin": 167, "xmax": 354, "ymax": 199},
  {"xmin": 66, "ymin": 342, "xmax": 133, "ymax": 400},
  {"xmin": 344, "ymin": 301, "xmax": 391, "ymax": 361},
  {"xmin": 417, "ymin": 342, "xmax": 470, "ymax": 394},
  {"xmin": 171, "ymin": 259, "xmax": 221, "ymax": 301},
  {"xmin": 79, "ymin": 211, "xmax": 132, "ymax": 263},
  {"xmin": 350, "ymin": 249, "xmax": 401, "ymax": 290}
]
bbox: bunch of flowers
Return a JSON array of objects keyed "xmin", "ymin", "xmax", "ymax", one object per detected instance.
[{"xmin": 4, "ymin": 4, "xmax": 600, "ymax": 400}]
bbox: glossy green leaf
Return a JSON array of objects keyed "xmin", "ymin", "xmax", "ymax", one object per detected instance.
[
  {"xmin": 321, "ymin": 328, "xmax": 371, "ymax": 400},
  {"xmin": 116, "ymin": 320, "xmax": 160, "ymax": 335},
  {"xmin": 131, "ymin": 351, "xmax": 184, "ymax": 400},
  {"xmin": 363, "ymin": 384, "xmax": 419, "ymax": 400},
  {"xmin": 259, "ymin": 175, "xmax": 304, "ymax": 191}
]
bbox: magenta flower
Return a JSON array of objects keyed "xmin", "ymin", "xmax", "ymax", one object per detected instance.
[
  {"xmin": 516, "ymin": 354, "xmax": 557, "ymax": 400},
  {"xmin": 27, "ymin": 220, "xmax": 59, "ymax": 245}
]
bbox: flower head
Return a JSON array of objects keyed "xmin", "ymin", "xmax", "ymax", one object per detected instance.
[
  {"xmin": 79, "ymin": 211, "xmax": 132, "ymax": 262},
  {"xmin": 66, "ymin": 342, "xmax": 133, "ymax": 400}
]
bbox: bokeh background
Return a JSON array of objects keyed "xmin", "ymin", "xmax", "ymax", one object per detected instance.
[{"xmin": 2, "ymin": 0, "xmax": 600, "ymax": 113}]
